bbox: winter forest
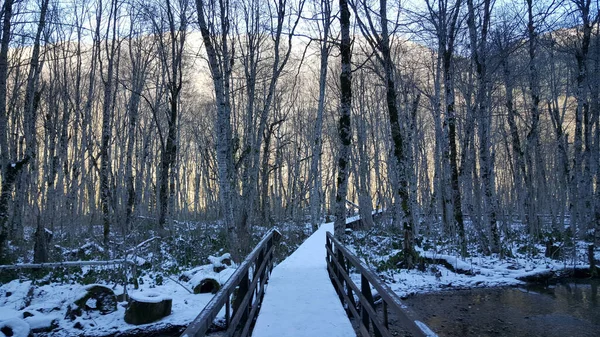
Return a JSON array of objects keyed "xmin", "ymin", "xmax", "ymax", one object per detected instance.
[{"xmin": 0, "ymin": 0, "xmax": 599, "ymax": 335}]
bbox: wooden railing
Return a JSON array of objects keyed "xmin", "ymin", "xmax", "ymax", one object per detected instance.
[
  {"xmin": 181, "ymin": 228, "xmax": 281, "ymax": 337},
  {"xmin": 326, "ymin": 232, "xmax": 429, "ymax": 337}
]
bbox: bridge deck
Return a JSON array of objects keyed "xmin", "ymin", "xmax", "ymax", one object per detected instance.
[{"xmin": 252, "ymin": 222, "xmax": 356, "ymax": 337}]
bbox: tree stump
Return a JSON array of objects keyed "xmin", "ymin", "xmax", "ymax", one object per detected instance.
[{"xmin": 124, "ymin": 292, "xmax": 172, "ymax": 325}]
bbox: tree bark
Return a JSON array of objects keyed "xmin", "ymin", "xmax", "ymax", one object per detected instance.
[
  {"xmin": 195, "ymin": 0, "xmax": 237, "ymax": 254},
  {"xmin": 309, "ymin": 0, "xmax": 331, "ymax": 231},
  {"xmin": 100, "ymin": 0, "xmax": 120, "ymax": 247},
  {"xmin": 334, "ymin": 0, "xmax": 352, "ymax": 237}
]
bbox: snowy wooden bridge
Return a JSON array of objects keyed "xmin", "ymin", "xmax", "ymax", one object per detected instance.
[{"xmin": 181, "ymin": 220, "xmax": 435, "ymax": 337}]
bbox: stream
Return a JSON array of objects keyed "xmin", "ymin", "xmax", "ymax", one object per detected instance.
[{"xmin": 404, "ymin": 278, "xmax": 600, "ymax": 337}]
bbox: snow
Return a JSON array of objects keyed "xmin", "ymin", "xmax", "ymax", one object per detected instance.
[
  {"xmin": 24, "ymin": 312, "xmax": 60, "ymax": 330},
  {"xmin": 0, "ymin": 307, "xmax": 20, "ymax": 320},
  {"xmin": 253, "ymin": 222, "xmax": 355, "ymax": 337},
  {"xmin": 415, "ymin": 320, "xmax": 437, "ymax": 337},
  {"xmin": 420, "ymin": 251, "xmax": 474, "ymax": 272},
  {"xmin": 346, "ymin": 234, "xmax": 598, "ymax": 299},
  {"xmin": 0, "ymin": 318, "xmax": 30, "ymax": 337},
  {"xmin": 208, "ymin": 253, "xmax": 231, "ymax": 268},
  {"xmin": 129, "ymin": 291, "xmax": 171, "ymax": 303},
  {"xmin": 188, "ymin": 264, "xmax": 235, "ymax": 289},
  {"xmin": 0, "ymin": 273, "xmax": 215, "ymax": 336}
]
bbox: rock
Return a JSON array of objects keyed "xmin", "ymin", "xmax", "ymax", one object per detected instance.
[
  {"xmin": 0, "ymin": 318, "xmax": 31, "ymax": 337},
  {"xmin": 66, "ymin": 285, "xmax": 117, "ymax": 320},
  {"xmin": 124, "ymin": 292, "xmax": 172, "ymax": 325},
  {"xmin": 193, "ymin": 278, "xmax": 220, "ymax": 294}
]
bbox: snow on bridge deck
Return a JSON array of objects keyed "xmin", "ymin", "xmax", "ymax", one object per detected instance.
[{"xmin": 252, "ymin": 222, "xmax": 356, "ymax": 337}]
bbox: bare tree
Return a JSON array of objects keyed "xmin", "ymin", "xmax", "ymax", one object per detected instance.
[
  {"xmin": 99, "ymin": 0, "xmax": 121, "ymax": 247},
  {"xmin": 149, "ymin": 0, "xmax": 189, "ymax": 232},
  {"xmin": 424, "ymin": 0, "xmax": 466, "ymax": 255},
  {"xmin": 466, "ymin": 0, "xmax": 499, "ymax": 253},
  {"xmin": 0, "ymin": 0, "xmax": 30, "ymax": 262},
  {"xmin": 195, "ymin": 0, "xmax": 237, "ymax": 254},
  {"xmin": 309, "ymin": 0, "xmax": 332, "ymax": 230},
  {"xmin": 334, "ymin": 0, "xmax": 353, "ymax": 236}
]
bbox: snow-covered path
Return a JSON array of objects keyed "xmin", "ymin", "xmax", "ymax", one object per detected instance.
[{"xmin": 252, "ymin": 222, "xmax": 356, "ymax": 337}]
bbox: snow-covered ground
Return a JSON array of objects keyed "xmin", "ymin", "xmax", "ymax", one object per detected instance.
[
  {"xmin": 2, "ymin": 216, "xmax": 596, "ymax": 337},
  {"xmin": 0, "ymin": 264, "xmax": 230, "ymax": 337},
  {"xmin": 0, "ymin": 220, "xmax": 311, "ymax": 337},
  {"xmin": 347, "ymin": 226, "xmax": 599, "ymax": 298}
]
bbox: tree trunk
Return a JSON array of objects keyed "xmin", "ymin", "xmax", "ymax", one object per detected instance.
[
  {"xmin": 439, "ymin": 0, "xmax": 466, "ymax": 255},
  {"xmin": 0, "ymin": 0, "xmax": 15, "ymax": 262},
  {"xmin": 334, "ymin": 0, "xmax": 352, "ymax": 237},
  {"xmin": 466, "ymin": 0, "xmax": 498, "ymax": 253},
  {"xmin": 195, "ymin": 0, "xmax": 237, "ymax": 255},
  {"xmin": 309, "ymin": 0, "xmax": 331, "ymax": 231},
  {"xmin": 27, "ymin": 0, "xmax": 50, "ymax": 263},
  {"xmin": 100, "ymin": 0, "xmax": 120, "ymax": 247}
]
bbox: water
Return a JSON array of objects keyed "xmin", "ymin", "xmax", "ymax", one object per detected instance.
[{"xmin": 403, "ymin": 279, "xmax": 600, "ymax": 337}]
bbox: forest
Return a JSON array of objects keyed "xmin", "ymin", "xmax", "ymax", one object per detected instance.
[{"xmin": 0, "ymin": 0, "xmax": 597, "ymax": 274}]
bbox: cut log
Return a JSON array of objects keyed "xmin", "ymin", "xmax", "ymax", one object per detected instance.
[
  {"xmin": 124, "ymin": 292, "xmax": 172, "ymax": 325},
  {"xmin": 193, "ymin": 278, "xmax": 220, "ymax": 294},
  {"xmin": 66, "ymin": 284, "xmax": 116, "ymax": 320}
]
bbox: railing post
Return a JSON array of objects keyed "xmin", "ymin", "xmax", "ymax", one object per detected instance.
[
  {"xmin": 232, "ymin": 268, "xmax": 250, "ymax": 334},
  {"xmin": 383, "ymin": 301, "xmax": 388, "ymax": 329},
  {"xmin": 326, "ymin": 236, "xmax": 331, "ymax": 265},
  {"xmin": 226, "ymin": 291, "xmax": 231, "ymax": 328},
  {"xmin": 256, "ymin": 247, "xmax": 265, "ymax": 298},
  {"xmin": 325, "ymin": 232, "xmax": 428, "ymax": 337},
  {"xmin": 336, "ymin": 246, "xmax": 346, "ymax": 307},
  {"xmin": 181, "ymin": 229, "xmax": 279, "ymax": 337},
  {"xmin": 361, "ymin": 272, "xmax": 381, "ymax": 337},
  {"xmin": 345, "ymin": 256, "xmax": 356, "ymax": 311},
  {"xmin": 360, "ymin": 274, "xmax": 370, "ymax": 332}
]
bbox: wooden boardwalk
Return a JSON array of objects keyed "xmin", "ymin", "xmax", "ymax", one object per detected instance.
[{"xmin": 252, "ymin": 223, "xmax": 356, "ymax": 337}]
